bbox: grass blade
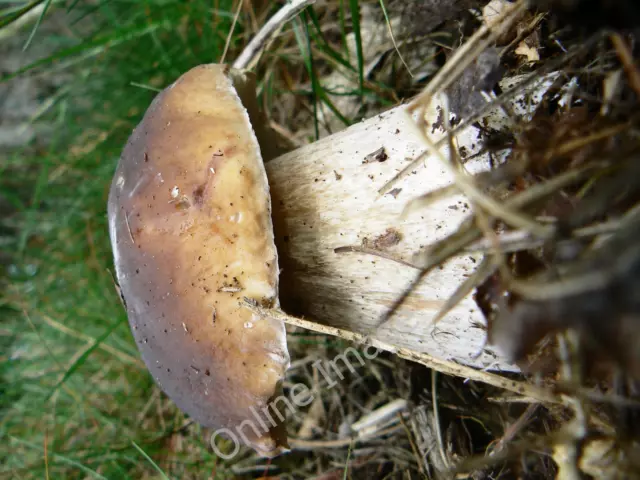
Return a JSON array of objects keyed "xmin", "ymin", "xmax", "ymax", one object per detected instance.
[
  {"xmin": 45, "ymin": 318, "xmax": 123, "ymax": 401},
  {"xmin": 348, "ymin": 0, "xmax": 363, "ymax": 97},
  {"xmin": 8, "ymin": 437, "xmax": 109, "ymax": 480},
  {"xmin": 0, "ymin": 0, "xmax": 46, "ymax": 30},
  {"xmin": 131, "ymin": 442, "xmax": 173, "ymax": 480},
  {"xmin": 2, "ymin": 21, "xmax": 167, "ymax": 82},
  {"xmin": 22, "ymin": 0, "xmax": 52, "ymax": 51},
  {"xmin": 293, "ymin": 14, "xmax": 320, "ymax": 139}
]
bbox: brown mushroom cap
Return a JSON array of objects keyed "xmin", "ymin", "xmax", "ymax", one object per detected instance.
[{"xmin": 107, "ymin": 64, "xmax": 289, "ymax": 456}]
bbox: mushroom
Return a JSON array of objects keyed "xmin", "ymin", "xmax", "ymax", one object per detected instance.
[
  {"xmin": 108, "ymin": 65, "xmax": 289, "ymax": 457},
  {"xmin": 109, "ymin": 58, "xmax": 553, "ymax": 456}
]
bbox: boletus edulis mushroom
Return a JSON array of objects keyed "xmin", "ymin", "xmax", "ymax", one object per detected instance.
[
  {"xmin": 108, "ymin": 65, "xmax": 289, "ymax": 457},
  {"xmin": 108, "ymin": 60, "xmax": 527, "ymax": 457}
]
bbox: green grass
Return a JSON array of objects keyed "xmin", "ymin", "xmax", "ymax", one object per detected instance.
[{"xmin": 0, "ymin": 1, "xmax": 385, "ymax": 478}]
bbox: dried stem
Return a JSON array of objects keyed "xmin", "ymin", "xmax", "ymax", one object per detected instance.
[
  {"xmin": 243, "ymin": 299, "xmax": 564, "ymax": 404},
  {"xmin": 233, "ymin": 0, "xmax": 316, "ymax": 70}
]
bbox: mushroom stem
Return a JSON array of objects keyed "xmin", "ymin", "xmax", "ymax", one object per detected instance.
[{"xmin": 264, "ymin": 104, "xmax": 512, "ymax": 370}]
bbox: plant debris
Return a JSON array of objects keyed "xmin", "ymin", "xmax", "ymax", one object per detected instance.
[{"xmin": 376, "ymin": 0, "xmax": 640, "ymax": 476}]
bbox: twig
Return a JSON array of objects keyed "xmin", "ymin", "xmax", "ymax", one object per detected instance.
[
  {"xmin": 397, "ymin": 412, "xmax": 427, "ymax": 476},
  {"xmin": 464, "ymin": 214, "xmax": 628, "ymax": 254},
  {"xmin": 233, "ymin": 0, "xmax": 316, "ymax": 70},
  {"xmin": 379, "ymin": 91, "xmax": 547, "ymax": 325},
  {"xmin": 490, "ymin": 404, "xmax": 538, "ymax": 454},
  {"xmin": 509, "ymin": 237, "xmax": 640, "ymax": 301},
  {"xmin": 431, "ymin": 370, "xmax": 450, "ymax": 470},
  {"xmin": 499, "ymin": 12, "xmax": 546, "ymax": 58},
  {"xmin": 454, "ymin": 427, "xmax": 579, "ymax": 474},
  {"xmin": 429, "ymin": 97, "xmax": 501, "ymax": 326},
  {"xmin": 378, "ymin": 0, "xmax": 413, "ymax": 77},
  {"xmin": 409, "ymin": 405, "xmax": 449, "ymax": 476},
  {"xmin": 351, "ymin": 399, "xmax": 408, "ymax": 433},
  {"xmin": 405, "ymin": 108, "xmax": 552, "ymax": 237},
  {"xmin": 379, "ymin": 33, "xmax": 602, "ymax": 197},
  {"xmin": 220, "ymin": 0, "xmax": 244, "ymax": 65},
  {"xmin": 610, "ymin": 33, "xmax": 640, "ymax": 98},
  {"xmin": 408, "ymin": 0, "xmax": 527, "ymax": 112},
  {"xmin": 289, "ymin": 425, "xmax": 403, "ymax": 450},
  {"xmin": 334, "ymin": 245, "xmax": 419, "ymax": 269},
  {"xmin": 431, "ymin": 256, "xmax": 495, "ymax": 325},
  {"xmin": 242, "ymin": 299, "xmax": 564, "ymax": 404},
  {"xmin": 380, "ymin": 162, "xmax": 597, "ymax": 326}
]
